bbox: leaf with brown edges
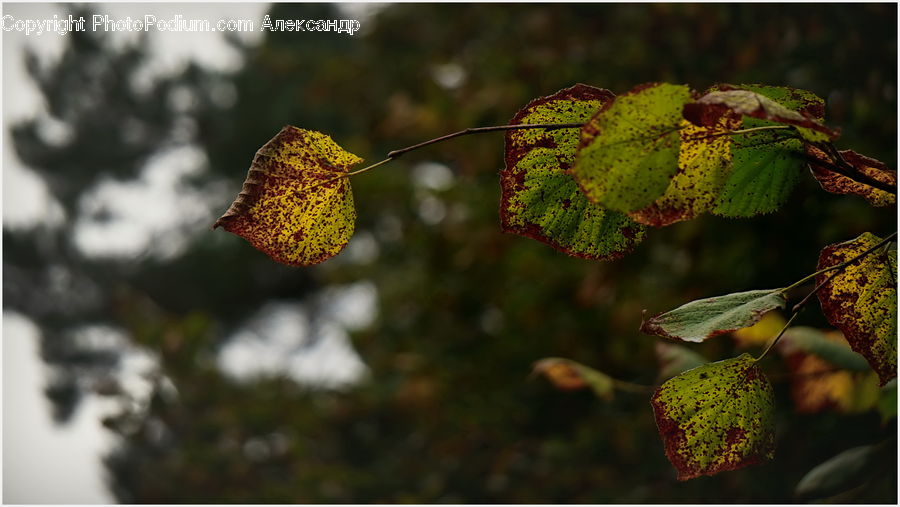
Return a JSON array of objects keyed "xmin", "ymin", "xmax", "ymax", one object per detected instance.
[
  {"xmin": 707, "ymin": 84, "xmax": 827, "ymax": 218},
  {"xmin": 629, "ymin": 109, "xmax": 741, "ymax": 227},
  {"xmin": 807, "ymin": 146, "xmax": 897, "ymax": 207},
  {"xmin": 651, "ymin": 354, "xmax": 775, "ymax": 481},
  {"xmin": 572, "ymin": 82, "xmax": 693, "ymax": 213},
  {"xmin": 816, "ymin": 233, "xmax": 897, "ymax": 385},
  {"xmin": 685, "ymin": 86, "xmax": 838, "ymax": 142},
  {"xmin": 214, "ymin": 126, "xmax": 360, "ymax": 266},
  {"xmin": 501, "ymin": 84, "xmax": 646, "ymax": 260}
]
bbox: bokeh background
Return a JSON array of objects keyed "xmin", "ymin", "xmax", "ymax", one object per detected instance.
[{"xmin": 3, "ymin": 2, "xmax": 897, "ymax": 503}]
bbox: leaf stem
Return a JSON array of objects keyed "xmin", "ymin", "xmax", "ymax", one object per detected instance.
[
  {"xmin": 294, "ymin": 157, "xmax": 393, "ymax": 194},
  {"xmin": 681, "ymin": 124, "xmax": 797, "ymax": 144},
  {"xmin": 755, "ymin": 312, "xmax": 799, "ymax": 362},
  {"xmin": 726, "ymin": 125, "xmax": 794, "ymax": 136},
  {"xmin": 612, "ymin": 378, "xmax": 656, "ymax": 394},
  {"xmin": 779, "ymin": 267, "xmax": 835, "ymax": 294},
  {"xmin": 346, "ymin": 157, "xmax": 393, "ymax": 177}
]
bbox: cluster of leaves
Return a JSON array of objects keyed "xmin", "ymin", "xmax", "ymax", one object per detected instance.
[{"xmin": 215, "ymin": 82, "xmax": 896, "ymax": 484}]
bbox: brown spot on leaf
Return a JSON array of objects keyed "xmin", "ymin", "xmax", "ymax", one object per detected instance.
[
  {"xmin": 213, "ymin": 126, "xmax": 360, "ymax": 266},
  {"xmin": 815, "ymin": 233, "xmax": 897, "ymax": 385}
]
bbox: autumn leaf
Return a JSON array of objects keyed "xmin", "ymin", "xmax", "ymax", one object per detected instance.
[
  {"xmin": 710, "ymin": 124, "xmax": 805, "ymax": 217},
  {"xmin": 640, "ymin": 289, "xmax": 787, "ymax": 343},
  {"xmin": 806, "ymin": 146, "xmax": 897, "ymax": 206},
  {"xmin": 214, "ymin": 126, "xmax": 360, "ymax": 266},
  {"xmin": 532, "ymin": 357, "xmax": 615, "ymax": 401},
  {"xmin": 685, "ymin": 86, "xmax": 838, "ymax": 142},
  {"xmin": 778, "ymin": 328, "xmax": 879, "ymax": 414},
  {"xmin": 730, "ymin": 84, "xmax": 826, "ymax": 118},
  {"xmin": 572, "ymin": 82, "xmax": 693, "ymax": 213},
  {"xmin": 501, "ymin": 84, "xmax": 646, "ymax": 260},
  {"xmin": 708, "ymin": 85, "xmax": 826, "ymax": 218},
  {"xmin": 651, "ymin": 354, "xmax": 775, "ymax": 480},
  {"xmin": 628, "ymin": 111, "xmax": 741, "ymax": 227},
  {"xmin": 816, "ymin": 233, "xmax": 897, "ymax": 385}
]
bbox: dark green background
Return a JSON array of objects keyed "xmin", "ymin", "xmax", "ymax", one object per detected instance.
[{"xmin": 5, "ymin": 3, "xmax": 897, "ymax": 502}]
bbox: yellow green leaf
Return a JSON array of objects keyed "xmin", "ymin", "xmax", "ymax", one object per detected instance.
[
  {"xmin": 816, "ymin": 233, "xmax": 897, "ymax": 385},
  {"xmin": 651, "ymin": 354, "xmax": 775, "ymax": 481},
  {"xmin": 214, "ymin": 126, "xmax": 360, "ymax": 266},
  {"xmin": 629, "ymin": 113, "xmax": 741, "ymax": 227},
  {"xmin": 572, "ymin": 82, "xmax": 693, "ymax": 213},
  {"xmin": 705, "ymin": 85, "xmax": 826, "ymax": 218},
  {"xmin": 501, "ymin": 84, "xmax": 646, "ymax": 260}
]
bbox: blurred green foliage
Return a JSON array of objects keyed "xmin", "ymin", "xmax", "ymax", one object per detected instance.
[{"xmin": 5, "ymin": 3, "xmax": 896, "ymax": 502}]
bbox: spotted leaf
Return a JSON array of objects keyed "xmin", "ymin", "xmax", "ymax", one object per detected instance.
[
  {"xmin": 730, "ymin": 84, "xmax": 826, "ymax": 118},
  {"xmin": 685, "ymin": 86, "xmax": 837, "ymax": 142},
  {"xmin": 214, "ymin": 126, "xmax": 360, "ymax": 266},
  {"xmin": 629, "ymin": 111, "xmax": 741, "ymax": 227},
  {"xmin": 640, "ymin": 289, "xmax": 788, "ymax": 343},
  {"xmin": 651, "ymin": 354, "xmax": 775, "ymax": 481},
  {"xmin": 501, "ymin": 84, "xmax": 646, "ymax": 260},
  {"xmin": 816, "ymin": 233, "xmax": 897, "ymax": 385},
  {"xmin": 709, "ymin": 85, "xmax": 826, "ymax": 217},
  {"xmin": 532, "ymin": 357, "xmax": 615, "ymax": 401},
  {"xmin": 807, "ymin": 147, "xmax": 897, "ymax": 207},
  {"xmin": 572, "ymin": 82, "xmax": 693, "ymax": 213}
]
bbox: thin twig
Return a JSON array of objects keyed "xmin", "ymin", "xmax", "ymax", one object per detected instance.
[
  {"xmin": 295, "ymin": 123, "xmax": 584, "ymax": 195},
  {"xmin": 756, "ymin": 313, "xmax": 800, "ymax": 362},
  {"xmin": 385, "ymin": 122, "xmax": 584, "ymax": 159}
]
